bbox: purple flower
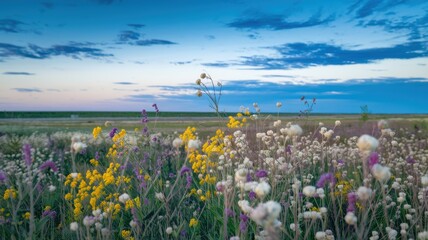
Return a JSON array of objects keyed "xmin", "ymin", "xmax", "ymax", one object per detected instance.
[
  {"xmin": 23, "ymin": 144, "xmax": 32, "ymax": 166},
  {"xmin": 316, "ymin": 173, "xmax": 335, "ymax": 188},
  {"xmin": 141, "ymin": 109, "xmax": 149, "ymax": 123},
  {"xmin": 368, "ymin": 152, "xmax": 379, "ymax": 169},
  {"xmin": 239, "ymin": 213, "xmax": 249, "ymax": 232},
  {"xmin": 95, "ymin": 151, "xmax": 100, "ymax": 160},
  {"xmin": 286, "ymin": 145, "xmax": 292, "ymax": 154},
  {"xmin": 109, "ymin": 128, "xmax": 118, "ymax": 138},
  {"xmin": 0, "ymin": 171, "xmax": 7, "ymax": 182},
  {"xmin": 186, "ymin": 175, "xmax": 192, "ymax": 189},
  {"xmin": 246, "ymin": 173, "xmax": 252, "ymax": 182},
  {"xmin": 180, "ymin": 166, "xmax": 191, "ymax": 176},
  {"xmin": 406, "ymin": 156, "xmax": 416, "ymax": 164},
  {"xmin": 248, "ymin": 191, "xmax": 257, "ymax": 201},
  {"xmin": 225, "ymin": 208, "xmax": 235, "ymax": 217},
  {"xmin": 39, "ymin": 160, "xmax": 58, "ymax": 173},
  {"xmin": 42, "ymin": 209, "xmax": 57, "ymax": 219},
  {"xmin": 347, "ymin": 192, "xmax": 357, "ymax": 212},
  {"xmin": 152, "ymin": 103, "xmax": 159, "ymax": 113},
  {"xmin": 255, "ymin": 170, "xmax": 268, "ymax": 178}
]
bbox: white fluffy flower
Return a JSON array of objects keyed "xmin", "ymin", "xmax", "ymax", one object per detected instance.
[
  {"xmin": 345, "ymin": 212, "xmax": 357, "ymax": 225},
  {"xmin": 287, "ymin": 124, "xmax": 303, "ymax": 137},
  {"xmin": 235, "ymin": 168, "xmax": 248, "ymax": 183},
  {"xmin": 72, "ymin": 142, "xmax": 87, "ymax": 153},
  {"xmin": 377, "ymin": 119, "xmax": 388, "ymax": 129},
  {"xmin": 155, "ymin": 192, "xmax": 165, "ymax": 201},
  {"xmin": 130, "ymin": 220, "xmax": 137, "ymax": 228},
  {"xmin": 276, "ymin": 102, "xmax": 282, "ymax": 108},
  {"xmin": 188, "ymin": 139, "xmax": 201, "ymax": 150},
  {"xmin": 95, "ymin": 222, "xmax": 102, "ymax": 230},
  {"xmin": 418, "ymin": 231, "xmax": 428, "ymax": 240},
  {"xmin": 118, "ymin": 193, "xmax": 130, "ymax": 203},
  {"xmin": 421, "ymin": 175, "xmax": 428, "ymax": 187},
  {"xmin": 315, "ymin": 231, "xmax": 326, "ymax": 240},
  {"xmin": 172, "ymin": 138, "xmax": 183, "ymax": 148},
  {"xmin": 357, "ymin": 186, "xmax": 373, "ymax": 201},
  {"xmin": 357, "ymin": 134, "xmax": 379, "ymax": 152},
  {"xmin": 302, "ymin": 186, "xmax": 316, "ymax": 197},
  {"xmin": 371, "ymin": 164, "xmax": 391, "ymax": 182},
  {"xmin": 83, "ymin": 216, "xmax": 95, "ymax": 227},
  {"xmin": 335, "ymin": 120, "xmax": 341, "ymax": 127},
  {"xmin": 70, "ymin": 222, "xmax": 79, "ymax": 231},
  {"xmin": 238, "ymin": 200, "xmax": 253, "ymax": 214},
  {"xmin": 324, "ymin": 130, "xmax": 334, "ymax": 139},
  {"xmin": 254, "ymin": 181, "xmax": 271, "ymax": 199},
  {"xmin": 48, "ymin": 185, "xmax": 56, "ymax": 192},
  {"xmin": 70, "ymin": 173, "xmax": 78, "ymax": 179},
  {"xmin": 166, "ymin": 227, "xmax": 173, "ymax": 235}
]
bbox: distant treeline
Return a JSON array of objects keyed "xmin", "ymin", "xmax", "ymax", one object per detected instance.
[{"xmin": 0, "ymin": 111, "xmax": 221, "ymax": 119}]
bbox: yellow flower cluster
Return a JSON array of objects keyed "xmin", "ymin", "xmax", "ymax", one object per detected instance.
[
  {"xmin": 179, "ymin": 127, "xmax": 197, "ymax": 150},
  {"xmin": 107, "ymin": 129, "xmax": 127, "ymax": 158},
  {"xmin": 90, "ymin": 158, "xmax": 99, "ymax": 166},
  {"xmin": 92, "ymin": 126, "xmax": 102, "ymax": 139},
  {"xmin": 227, "ymin": 113, "xmax": 248, "ymax": 128},
  {"xmin": 202, "ymin": 129, "xmax": 225, "ymax": 157},
  {"xmin": 23, "ymin": 212, "xmax": 30, "ymax": 220},
  {"xmin": 121, "ymin": 229, "xmax": 134, "ymax": 240},
  {"xmin": 189, "ymin": 218, "xmax": 198, "ymax": 227},
  {"xmin": 64, "ymin": 162, "xmax": 133, "ymax": 220},
  {"xmin": 3, "ymin": 188, "xmax": 17, "ymax": 200}
]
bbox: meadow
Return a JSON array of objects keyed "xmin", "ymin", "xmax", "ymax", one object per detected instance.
[{"xmin": 1, "ymin": 76, "xmax": 428, "ymax": 240}]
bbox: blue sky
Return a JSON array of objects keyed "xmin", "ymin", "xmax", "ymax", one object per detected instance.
[{"xmin": 0, "ymin": 0, "xmax": 427, "ymax": 113}]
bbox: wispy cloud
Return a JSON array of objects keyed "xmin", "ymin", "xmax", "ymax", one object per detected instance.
[
  {"xmin": 201, "ymin": 62, "xmax": 230, "ymax": 68},
  {"xmin": 118, "ymin": 30, "xmax": 141, "ymax": 42},
  {"xmin": 349, "ymin": 0, "xmax": 415, "ymax": 19},
  {"xmin": 116, "ymin": 29, "xmax": 177, "ymax": 46},
  {"xmin": 0, "ymin": 19, "xmax": 25, "ymax": 33},
  {"xmin": 134, "ymin": 39, "xmax": 176, "ymax": 46},
  {"xmin": 127, "ymin": 23, "xmax": 145, "ymax": 29},
  {"xmin": 239, "ymin": 41, "xmax": 428, "ymax": 70},
  {"xmin": 3, "ymin": 71, "xmax": 34, "ymax": 75},
  {"xmin": 114, "ymin": 82, "xmax": 137, "ymax": 85},
  {"xmin": 171, "ymin": 60, "xmax": 193, "ymax": 65},
  {"xmin": 12, "ymin": 88, "xmax": 42, "ymax": 92},
  {"xmin": 0, "ymin": 42, "xmax": 113, "ymax": 60},
  {"xmin": 227, "ymin": 12, "xmax": 335, "ymax": 31}
]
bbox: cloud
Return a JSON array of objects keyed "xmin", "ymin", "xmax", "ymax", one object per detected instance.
[
  {"xmin": 134, "ymin": 39, "xmax": 177, "ymax": 46},
  {"xmin": 117, "ymin": 30, "xmax": 141, "ymax": 42},
  {"xmin": 12, "ymin": 88, "xmax": 42, "ymax": 92},
  {"xmin": 114, "ymin": 82, "xmax": 137, "ymax": 85},
  {"xmin": 127, "ymin": 23, "xmax": 145, "ymax": 29},
  {"xmin": 0, "ymin": 19, "xmax": 24, "ymax": 33},
  {"xmin": 171, "ymin": 60, "xmax": 193, "ymax": 65},
  {"xmin": 239, "ymin": 41, "xmax": 428, "ymax": 70},
  {"xmin": 3, "ymin": 72, "xmax": 34, "ymax": 75},
  {"xmin": 201, "ymin": 62, "xmax": 230, "ymax": 68},
  {"xmin": 349, "ymin": 0, "xmax": 415, "ymax": 19},
  {"xmin": 227, "ymin": 12, "xmax": 335, "ymax": 30},
  {"xmin": 0, "ymin": 42, "xmax": 113, "ymax": 60}
]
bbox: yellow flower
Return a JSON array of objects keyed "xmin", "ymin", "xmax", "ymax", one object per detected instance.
[
  {"xmin": 64, "ymin": 193, "xmax": 73, "ymax": 201},
  {"xmin": 23, "ymin": 212, "xmax": 30, "ymax": 220},
  {"xmin": 92, "ymin": 126, "xmax": 102, "ymax": 139},
  {"xmin": 90, "ymin": 158, "xmax": 99, "ymax": 166},
  {"xmin": 3, "ymin": 188, "xmax": 17, "ymax": 200},
  {"xmin": 121, "ymin": 229, "xmax": 132, "ymax": 239},
  {"xmin": 189, "ymin": 218, "xmax": 198, "ymax": 227}
]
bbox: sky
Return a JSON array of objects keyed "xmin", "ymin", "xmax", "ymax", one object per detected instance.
[{"xmin": 0, "ymin": 0, "xmax": 427, "ymax": 113}]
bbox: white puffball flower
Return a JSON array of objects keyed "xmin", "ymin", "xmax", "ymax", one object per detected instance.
[
  {"xmin": 335, "ymin": 120, "xmax": 341, "ymax": 127},
  {"xmin": 418, "ymin": 231, "xmax": 428, "ymax": 240},
  {"xmin": 118, "ymin": 193, "xmax": 130, "ymax": 203},
  {"xmin": 276, "ymin": 102, "xmax": 282, "ymax": 108},
  {"xmin": 357, "ymin": 186, "xmax": 373, "ymax": 201},
  {"xmin": 72, "ymin": 142, "xmax": 87, "ymax": 153},
  {"xmin": 155, "ymin": 192, "xmax": 165, "ymax": 201},
  {"xmin": 235, "ymin": 168, "xmax": 248, "ymax": 183},
  {"xmin": 421, "ymin": 175, "xmax": 428, "ymax": 187},
  {"xmin": 48, "ymin": 185, "xmax": 56, "ymax": 192},
  {"xmin": 378, "ymin": 119, "xmax": 389, "ymax": 129},
  {"xmin": 288, "ymin": 124, "xmax": 303, "ymax": 137},
  {"xmin": 83, "ymin": 216, "xmax": 95, "ymax": 227},
  {"xmin": 371, "ymin": 164, "xmax": 391, "ymax": 182},
  {"xmin": 345, "ymin": 212, "xmax": 357, "ymax": 225},
  {"xmin": 302, "ymin": 186, "xmax": 317, "ymax": 197},
  {"xmin": 166, "ymin": 227, "xmax": 173, "ymax": 235},
  {"xmin": 70, "ymin": 222, "xmax": 79, "ymax": 231},
  {"xmin": 254, "ymin": 181, "xmax": 271, "ymax": 199},
  {"xmin": 357, "ymin": 134, "xmax": 379, "ymax": 152},
  {"xmin": 95, "ymin": 222, "xmax": 102, "ymax": 230},
  {"xmin": 264, "ymin": 201, "xmax": 281, "ymax": 220},
  {"xmin": 172, "ymin": 138, "xmax": 183, "ymax": 148},
  {"xmin": 188, "ymin": 139, "xmax": 201, "ymax": 150},
  {"xmin": 238, "ymin": 200, "xmax": 253, "ymax": 214},
  {"xmin": 315, "ymin": 231, "xmax": 327, "ymax": 240},
  {"xmin": 70, "ymin": 173, "xmax": 78, "ymax": 179},
  {"xmin": 130, "ymin": 220, "xmax": 137, "ymax": 228}
]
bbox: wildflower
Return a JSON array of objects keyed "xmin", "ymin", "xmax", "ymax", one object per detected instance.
[
  {"xmin": 172, "ymin": 138, "xmax": 183, "ymax": 148},
  {"xmin": 357, "ymin": 134, "xmax": 379, "ymax": 153},
  {"xmin": 119, "ymin": 193, "xmax": 130, "ymax": 203},
  {"xmin": 196, "ymin": 78, "xmax": 202, "ymax": 85},
  {"xmin": 152, "ymin": 103, "xmax": 159, "ymax": 113},
  {"xmin": 70, "ymin": 222, "xmax": 79, "ymax": 231},
  {"xmin": 238, "ymin": 200, "xmax": 253, "ymax": 214},
  {"xmin": 371, "ymin": 164, "xmax": 391, "ymax": 182},
  {"xmin": 418, "ymin": 231, "xmax": 428, "ymax": 240},
  {"xmin": 200, "ymin": 73, "xmax": 206, "ymax": 79},
  {"xmin": 302, "ymin": 186, "xmax": 316, "ymax": 197},
  {"xmin": 189, "ymin": 218, "xmax": 198, "ymax": 227},
  {"xmin": 235, "ymin": 169, "xmax": 248, "ymax": 183},
  {"xmin": 3, "ymin": 188, "xmax": 17, "ymax": 200},
  {"xmin": 23, "ymin": 212, "xmax": 30, "ymax": 220},
  {"xmin": 335, "ymin": 120, "xmax": 341, "ymax": 127},
  {"xmin": 239, "ymin": 213, "xmax": 249, "ymax": 232},
  {"xmin": 315, "ymin": 232, "xmax": 326, "ymax": 240},
  {"xmin": 345, "ymin": 212, "xmax": 357, "ymax": 225},
  {"xmin": 255, "ymin": 170, "xmax": 268, "ymax": 178},
  {"xmin": 48, "ymin": 185, "xmax": 56, "ymax": 192},
  {"xmin": 23, "ymin": 144, "xmax": 32, "ymax": 166},
  {"xmin": 42, "ymin": 209, "xmax": 57, "ymax": 219},
  {"xmin": 276, "ymin": 102, "xmax": 282, "ymax": 108},
  {"xmin": 155, "ymin": 192, "xmax": 165, "ymax": 201},
  {"xmin": 422, "ymin": 175, "xmax": 428, "ymax": 187},
  {"xmin": 0, "ymin": 171, "xmax": 7, "ymax": 182},
  {"xmin": 180, "ymin": 166, "xmax": 191, "ymax": 176},
  {"xmin": 92, "ymin": 126, "xmax": 102, "ymax": 139},
  {"xmin": 347, "ymin": 192, "xmax": 357, "ymax": 212},
  {"xmin": 166, "ymin": 227, "xmax": 173, "ymax": 235},
  {"xmin": 72, "ymin": 142, "xmax": 87, "ymax": 153},
  {"xmin": 130, "ymin": 220, "xmax": 138, "ymax": 228},
  {"xmin": 121, "ymin": 230, "xmax": 131, "ymax": 238},
  {"xmin": 357, "ymin": 186, "xmax": 372, "ymax": 201},
  {"xmin": 316, "ymin": 173, "xmax": 335, "ymax": 188},
  {"xmin": 196, "ymin": 90, "xmax": 202, "ymax": 97},
  {"xmin": 109, "ymin": 128, "xmax": 118, "ymax": 138},
  {"xmin": 70, "ymin": 173, "xmax": 78, "ymax": 178},
  {"xmin": 188, "ymin": 139, "xmax": 201, "ymax": 150},
  {"xmin": 377, "ymin": 119, "xmax": 388, "ymax": 129},
  {"xmin": 254, "ymin": 181, "xmax": 271, "ymax": 199},
  {"xmin": 287, "ymin": 124, "xmax": 303, "ymax": 137},
  {"xmin": 39, "ymin": 160, "xmax": 58, "ymax": 172},
  {"xmin": 83, "ymin": 216, "xmax": 95, "ymax": 227},
  {"xmin": 368, "ymin": 152, "xmax": 379, "ymax": 168}
]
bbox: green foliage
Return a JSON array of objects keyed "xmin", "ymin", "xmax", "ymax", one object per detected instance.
[{"xmin": 360, "ymin": 105, "xmax": 370, "ymax": 122}]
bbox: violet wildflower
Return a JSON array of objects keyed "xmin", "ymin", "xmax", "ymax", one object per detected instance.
[
  {"xmin": 239, "ymin": 213, "xmax": 249, "ymax": 232},
  {"xmin": 141, "ymin": 109, "xmax": 149, "ymax": 123},
  {"xmin": 347, "ymin": 192, "xmax": 357, "ymax": 212},
  {"xmin": 186, "ymin": 175, "xmax": 192, "ymax": 189},
  {"xmin": 23, "ymin": 144, "xmax": 32, "ymax": 166},
  {"xmin": 39, "ymin": 160, "xmax": 58, "ymax": 173},
  {"xmin": 316, "ymin": 173, "xmax": 335, "ymax": 188},
  {"xmin": 95, "ymin": 151, "xmax": 100, "ymax": 160},
  {"xmin": 255, "ymin": 170, "xmax": 268, "ymax": 178},
  {"xmin": 180, "ymin": 230, "xmax": 187, "ymax": 237},
  {"xmin": 0, "ymin": 171, "xmax": 7, "ymax": 182},
  {"xmin": 249, "ymin": 191, "xmax": 257, "ymax": 201},
  {"xmin": 286, "ymin": 145, "xmax": 292, "ymax": 154},
  {"xmin": 368, "ymin": 152, "xmax": 379, "ymax": 169},
  {"xmin": 180, "ymin": 166, "xmax": 191, "ymax": 176},
  {"xmin": 109, "ymin": 128, "xmax": 118, "ymax": 138},
  {"xmin": 42, "ymin": 209, "xmax": 57, "ymax": 219},
  {"xmin": 246, "ymin": 173, "xmax": 253, "ymax": 182},
  {"xmin": 406, "ymin": 156, "xmax": 416, "ymax": 164},
  {"xmin": 225, "ymin": 208, "xmax": 235, "ymax": 218},
  {"xmin": 152, "ymin": 103, "xmax": 159, "ymax": 113}
]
